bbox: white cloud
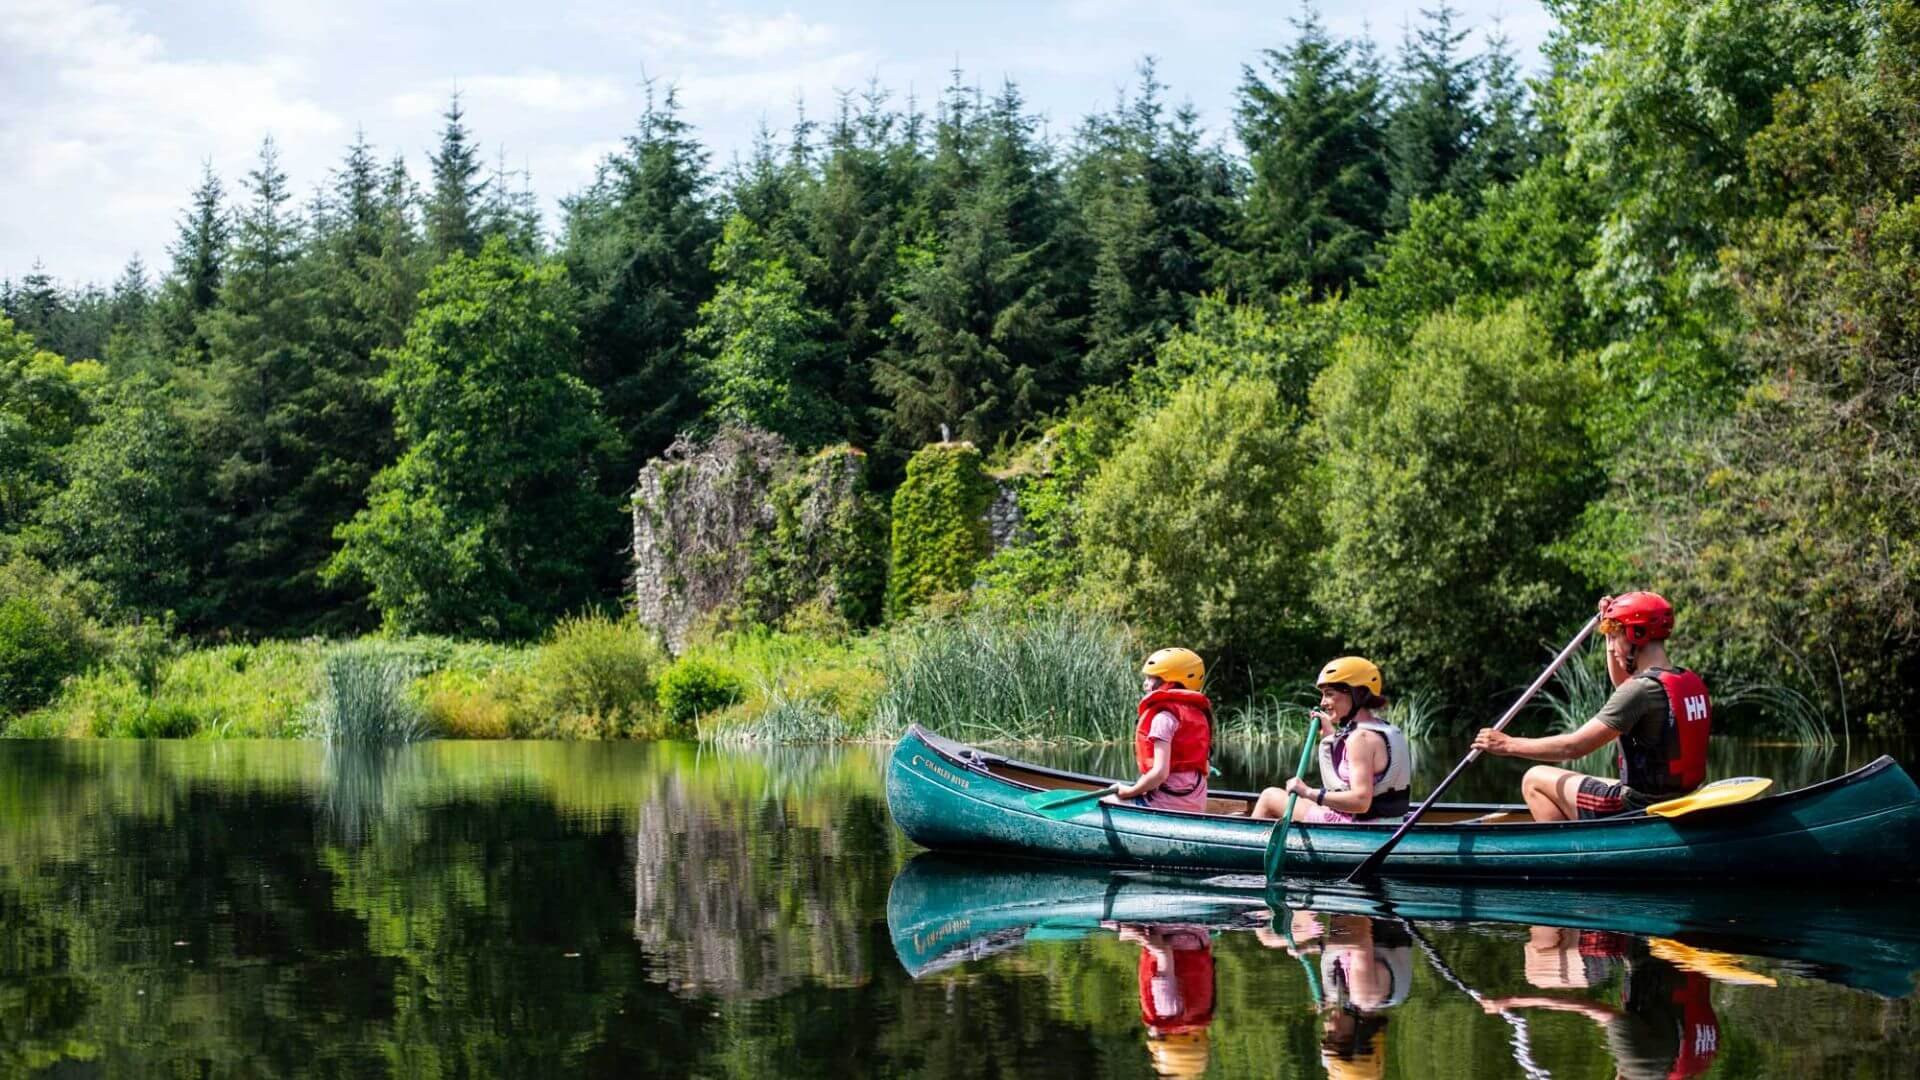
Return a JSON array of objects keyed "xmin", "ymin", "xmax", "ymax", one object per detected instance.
[
  {"xmin": 675, "ymin": 51, "xmax": 880, "ymax": 114},
  {"xmin": 389, "ymin": 71, "xmax": 628, "ymax": 119},
  {"xmin": 710, "ymin": 11, "xmax": 835, "ymax": 59},
  {"xmin": 0, "ymin": 0, "xmax": 345, "ymax": 278}
]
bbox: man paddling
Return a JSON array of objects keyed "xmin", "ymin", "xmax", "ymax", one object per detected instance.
[{"xmin": 1472, "ymin": 592, "xmax": 1712, "ymax": 821}]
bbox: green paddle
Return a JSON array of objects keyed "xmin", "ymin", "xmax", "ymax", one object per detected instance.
[
  {"xmin": 1262, "ymin": 712, "xmax": 1321, "ymax": 881},
  {"xmin": 1022, "ymin": 783, "xmax": 1122, "ymax": 819}
]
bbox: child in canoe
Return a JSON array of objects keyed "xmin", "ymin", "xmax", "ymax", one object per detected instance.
[
  {"xmin": 1252, "ymin": 656, "xmax": 1413, "ymax": 823},
  {"xmin": 1112, "ymin": 647, "xmax": 1213, "ymax": 813}
]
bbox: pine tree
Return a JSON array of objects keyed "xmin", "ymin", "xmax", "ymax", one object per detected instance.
[
  {"xmin": 369, "ymin": 155, "xmax": 429, "ymax": 349},
  {"xmin": 1467, "ymin": 29, "xmax": 1537, "ymax": 190},
  {"xmin": 100, "ymin": 257, "xmax": 162, "ymax": 374},
  {"xmin": 480, "ymin": 146, "xmax": 542, "ymax": 256},
  {"xmin": 192, "ymin": 137, "xmax": 321, "ymax": 632},
  {"xmin": 1384, "ymin": 5, "xmax": 1485, "ymax": 227},
  {"xmin": 109, "ymin": 256, "xmax": 151, "ymax": 331},
  {"xmin": 875, "ymin": 77, "xmax": 1080, "ymax": 451},
  {"xmin": 153, "ymin": 162, "xmax": 231, "ymax": 364},
  {"xmin": 1072, "ymin": 59, "xmax": 1238, "ymax": 379},
  {"xmin": 7, "ymin": 263, "xmax": 62, "ymax": 348},
  {"xmin": 792, "ymin": 86, "xmax": 929, "ymax": 454},
  {"xmin": 1221, "ymin": 8, "xmax": 1389, "ymax": 297},
  {"xmin": 426, "ymin": 94, "xmax": 487, "ymax": 261},
  {"xmin": 561, "ymin": 83, "xmax": 719, "ymax": 480}
]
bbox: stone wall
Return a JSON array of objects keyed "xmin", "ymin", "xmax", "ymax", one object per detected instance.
[
  {"xmin": 631, "ymin": 427, "xmax": 788, "ymax": 653},
  {"xmin": 631, "ymin": 427, "xmax": 885, "ymax": 651}
]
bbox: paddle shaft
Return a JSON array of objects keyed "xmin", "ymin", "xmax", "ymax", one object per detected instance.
[
  {"xmin": 1344, "ymin": 613, "xmax": 1602, "ymax": 883},
  {"xmin": 1029, "ymin": 783, "xmax": 1121, "ymax": 812},
  {"xmin": 1402, "ymin": 919, "xmax": 1551, "ymax": 1080},
  {"xmin": 1263, "ymin": 712, "xmax": 1322, "ymax": 880}
]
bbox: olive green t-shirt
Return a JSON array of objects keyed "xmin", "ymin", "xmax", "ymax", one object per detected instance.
[{"xmin": 1592, "ymin": 674, "xmax": 1668, "ymax": 749}]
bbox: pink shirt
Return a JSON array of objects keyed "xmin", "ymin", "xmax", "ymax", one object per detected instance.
[{"xmin": 1142, "ymin": 710, "xmax": 1208, "ymax": 813}]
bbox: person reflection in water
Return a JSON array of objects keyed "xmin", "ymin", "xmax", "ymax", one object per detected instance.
[
  {"xmin": 1480, "ymin": 928, "xmax": 1721, "ymax": 1080},
  {"xmin": 1261, "ymin": 912, "xmax": 1410, "ymax": 1080},
  {"xmin": 1104, "ymin": 922, "xmax": 1214, "ymax": 1079}
]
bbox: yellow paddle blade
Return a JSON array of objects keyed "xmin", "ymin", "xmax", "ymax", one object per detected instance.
[
  {"xmin": 1648, "ymin": 937, "xmax": 1779, "ymax": 987},
  {"xmin": 1645, "ymin": 777, "xmax": 1773, "ymax": 818}
]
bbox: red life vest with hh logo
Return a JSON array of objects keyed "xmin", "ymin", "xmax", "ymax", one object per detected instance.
[
  {"xmin": 1618, "ymin": 669, "xmax": 1712, "ymax": 797},
  {"xmin": 1136, "ymin": 687, "xmax": 1213, "ymax": 779},
  {"xmin": 1667, "ymin": 971, "xmax": 1720, "ymax": 1079}
]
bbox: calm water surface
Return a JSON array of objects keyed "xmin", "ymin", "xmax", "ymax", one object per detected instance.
[{"xmin": 2, "ymin": 738, "xmax": 1915, "ymax": 1077}]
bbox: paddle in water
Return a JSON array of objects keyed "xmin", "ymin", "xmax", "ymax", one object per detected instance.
[
  {"xmin": 1022, "ymin": 783, "xmax": 1121, "ymax": 819},
  {"xmin": 1262, "ymin": 709, "xmax": 1321, "ymax": 881},
  {"xmin": 1344, "ymin": 613, "xmax": 1602, "ymax": 883}
]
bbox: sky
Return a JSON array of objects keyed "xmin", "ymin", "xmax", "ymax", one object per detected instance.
[{"xmin": 0, "ymin": 0, "xmax": 1554, "ymax": 287}]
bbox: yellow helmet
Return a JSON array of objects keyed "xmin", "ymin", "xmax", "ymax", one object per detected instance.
[
  {"xmin": 1321, "ymin": 1041, "xmax": 1386, "ymax": 1080},
  {"xmin": 1142, "ymin": 648, "xmax": 1205, "ymax": 691},
  {"xmin": 1316, "ymin": 656, "xmax": 1383, "ymax": 699},
  {"xmin": 1146, "ymin": 1029, "xmax": 1210, "ymax": 1079}
]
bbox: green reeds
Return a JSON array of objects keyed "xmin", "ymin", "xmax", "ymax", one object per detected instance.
[
  {"xmin": 1382, "ymin": 688, "xmax": 1448, "ymax": 740},
  {"xmin": 709, "ymin": 687, "xmax": 850, "ymax": 744},
  {"xmin": 311, "ymin": 647, "xmax": 430, "ymax": 745},
  {"xmin": 1215, "ymin": 692, "xmax": 1315, "ymax": 743},
  {"xmin": 869, "ymin": 608, "xmax": 1138, "ymax": 743}
]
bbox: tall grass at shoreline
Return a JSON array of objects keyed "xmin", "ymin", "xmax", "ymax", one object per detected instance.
[
  {"xmin": 311, "ymin": 647, "xmax": 430, "ymax": 744},
  {"xmin": 867, "ymin": 608, "xmax": 1137, "ymax": 744}
]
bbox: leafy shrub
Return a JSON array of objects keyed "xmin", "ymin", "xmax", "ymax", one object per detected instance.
[
  {"xmin": 871, "ymin": 608, "xmax": 1137, "ymax": 743},
  {"xmin": 1078, "ymin": 376, "xmax": 1320, "ymax": 683},
  {"xmin": 417, "ymin": 668, "xmax": 515, "ymax": 739},
  {"xmin": 1312, "ymin": 305, "xmax": 1599, "ymax": 704},
  {"xmin": 522, "ymin": 614, "xmax": 666, "ymax": 737},
  {"xmin": 0, "ymin": 555, "xmax": 106, "ymax": 720},
  {"xmin": 311, "ymin": 646, "xmax": 429, "ymax": 744},
  {"xmin": 657, "ymin": 655, "xmax": 745, "ymax": 729},
  {"xmin": 886, "ymin": 442, "xmax": 992, "ymax": 618},
  {"xmin": 0, "ymin": 596, "xmax": 92, "ymax": 718}
]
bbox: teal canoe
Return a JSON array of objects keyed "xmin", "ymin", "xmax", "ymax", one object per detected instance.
[
  {"xmin": 887, "ymin": 852, "xmax": 1920, "ymax": 996},
  {"xmin": 885, "ymin": 724, "xmax": 1920, "ymax": 880}
]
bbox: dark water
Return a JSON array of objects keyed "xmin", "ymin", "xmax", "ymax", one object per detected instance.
[{"xmin": 2, "ymin": 738, "xmax": 1915, "ymax": 1078}]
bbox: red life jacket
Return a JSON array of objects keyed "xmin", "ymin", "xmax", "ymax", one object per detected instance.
[
  {"xmin": 1617, "ymin": 669, "xmax": 1712, "ymax": 797},
  {"xmin": 1135, "ymin": 687, "xmax": 1213, "ymax": 780},
  {"xmin": 1137, "ymin": 939, "xmax": 1215, "ymax": 1035},
  {"xmin": 1667, "ymin": 972, "xmax": 1720, "ymax": 1080}
]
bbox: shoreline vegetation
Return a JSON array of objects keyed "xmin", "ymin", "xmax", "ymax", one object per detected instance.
[
  {"xmin": 7, "ymin": 4, "xmax": 1919, "ymax": 743},
  {"xmin": 3, "ymin": 608, "xmax": 1843, "ymax": 747}
]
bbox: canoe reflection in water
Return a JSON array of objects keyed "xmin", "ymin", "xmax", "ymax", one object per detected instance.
[
  {"xmin": 1261, "ymin": 912, "xmax": 1410, "ymax": 1080},
  {"xmin": 1483, "ymin": 929, "xmax": 1730, "ymax": 1080},
  {"xmin": 888, "ymin": 853, "xmax": 1920, "ymax": 1076}
]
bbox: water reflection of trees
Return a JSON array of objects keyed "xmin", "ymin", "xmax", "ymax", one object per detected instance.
[{"xmin": 629, "ymin": 746, "xmax": 901, "ymax": 999}]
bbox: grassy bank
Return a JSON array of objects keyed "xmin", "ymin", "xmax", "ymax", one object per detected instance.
[
  {"xmin": 4, "ymin": 607, "xmax": 1152, "ymax": 745},
  {"xmin": 5, "ymin": 606, "xmax": 1838, "ymax": 746}
]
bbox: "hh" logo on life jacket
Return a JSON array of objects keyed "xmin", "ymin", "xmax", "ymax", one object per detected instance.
[{"xmin": 1683, "ymin": 695, "xmax": 1708, "ymax": 724}]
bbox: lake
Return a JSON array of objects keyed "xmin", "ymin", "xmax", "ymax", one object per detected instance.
[{"xmin": 2, "ymin": 738, "xmax": 1915, "ymax": 1077}]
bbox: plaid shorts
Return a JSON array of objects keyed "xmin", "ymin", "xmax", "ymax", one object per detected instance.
[{"xmin": 1574, "ymin": 777, "xmax": 1656, "ymax": 819}]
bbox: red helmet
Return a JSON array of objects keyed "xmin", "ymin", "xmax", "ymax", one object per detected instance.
[{"xmin": 1601, "ymin": 591, "xmax": 1674, "ymax": 644}]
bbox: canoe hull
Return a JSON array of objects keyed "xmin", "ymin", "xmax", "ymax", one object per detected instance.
[{"xmin": 885, "ymin": 724, "xmax": 1920, "ymax": 880}]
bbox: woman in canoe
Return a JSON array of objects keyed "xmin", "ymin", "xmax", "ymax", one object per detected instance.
[
  {"xmin": 1473, "ymin": 591, "xmax": 1713, "ymax": 820},
  {"xmin": 1111, "ymin": 648, "xmax": 1213, "ymax": 813},
  {"xmin": 1251, "ymin": 656, "xmax": 1413, "ymax": 823}
]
